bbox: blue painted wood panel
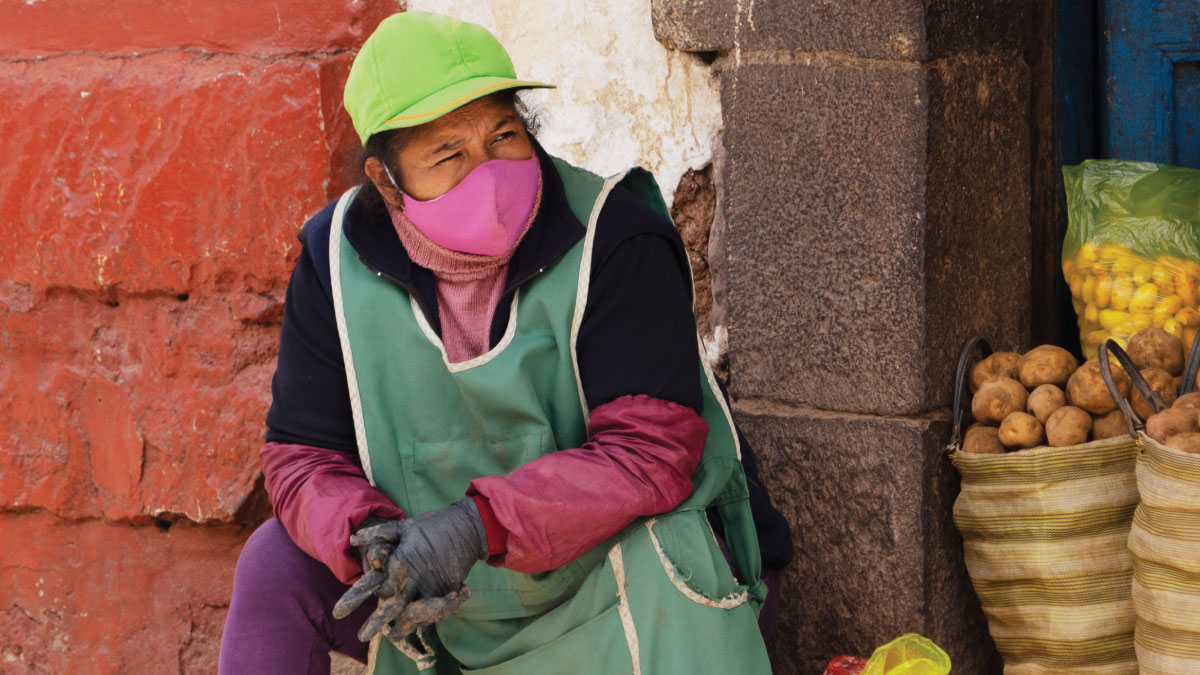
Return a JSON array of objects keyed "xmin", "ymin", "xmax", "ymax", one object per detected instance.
[{"xmin": 1104, "ymin": 0, "xmax": 1200, "ymax": 167}]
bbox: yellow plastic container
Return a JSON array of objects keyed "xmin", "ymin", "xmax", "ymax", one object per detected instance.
[{"xmin": 859, "ymin": 634, "xmax": 951, "ymax": 675}]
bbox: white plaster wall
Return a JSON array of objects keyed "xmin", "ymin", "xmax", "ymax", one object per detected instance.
[{"xmin": 407, "ymin": 0, "xmax": 722, "ymax": 206}]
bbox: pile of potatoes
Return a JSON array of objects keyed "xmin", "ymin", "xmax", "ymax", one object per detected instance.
[
  {"xmin": 964, "ymin": 327, "xmax": 1191, "ymax": 454},
  {"xmin": 1065, "ymin": 242, "xmax": 1200, "ymax": 359}
]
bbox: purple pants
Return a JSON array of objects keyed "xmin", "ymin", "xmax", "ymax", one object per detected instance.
[
  {"xmin": 219, "ymin": 518, "xmax": 782, "ymax": 674},
  {"xmin": 219, "ymin": 519, "xmax": 376, "ymax": 675}
]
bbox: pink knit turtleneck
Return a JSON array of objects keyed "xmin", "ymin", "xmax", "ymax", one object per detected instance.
[{"xmin": 385, "ymin": 173, "xmax": 542, "ymax": 363}]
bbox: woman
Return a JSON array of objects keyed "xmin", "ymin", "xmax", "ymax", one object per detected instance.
[{"xmin": 219, "ymin": 11, "xmax": 787, "ymax": 674}]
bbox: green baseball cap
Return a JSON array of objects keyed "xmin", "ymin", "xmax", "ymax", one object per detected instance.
[{"xmin": 344, "ymin": 11, "xmax": 554, "ymax": 146}]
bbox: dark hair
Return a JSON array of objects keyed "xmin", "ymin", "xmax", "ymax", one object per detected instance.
[{"xmin": 356, "ymin": 90, "xmax": 541, "ymax": 211}]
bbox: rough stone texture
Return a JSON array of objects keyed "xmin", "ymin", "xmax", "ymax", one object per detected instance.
[
  {"xmin": 920, "ymin": 53, "xmax": 1034, "ymax": 409},
  {"xmin": 0, "ymin": 1, "xmax": 393, "ymax": 668},
  {"xmin": 0, "ymin": 512, "xmax": 247, "ymax": 674},
  {"xmin": 721, "ymin": 60, "xmax": 929, "ymax": 415},
  {"xmin": 721, "ymin": 55, "xmax": 1032, "ymax": 415},
  {"xmin": 0, "ymin": 0, "xmax": 396, "ymax": 57},
  {"xmin": 0, "ymin": 292, "xmax": 277, "ymax": 522},
  {"xmin": 650, "ymin": 0, "xmax": 737, "ymax": 53},
  {"xmin": 735, "ymin": 407, "xmax": 999, "ymax": 674},
  {"xmin": 0, "ymin": 53, "xmax": 349, "ymax": 297},
  {"xmin": 409, "ymin": 0, "xmax": 722, "ymax": 207},
  {"xmin": 924, "ymin": 0, "xmax": 1036, "ymax": 59},
  {"xmin": 671, "ymin": 164, "xmax": 716, "ymax": 338},
  {"xmin": 1026, "ymin": 1, "xmax": 1062, "ymax": 347},
  {"xmin": 652, "ymin": 0, "xmax": 925, "ymax": 60}
]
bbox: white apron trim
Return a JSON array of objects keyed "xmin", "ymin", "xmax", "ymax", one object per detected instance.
[
  {"xmin": 607, "ymin": 543, "xmax": 642, "ymax": 675},
  {"xmin": 644, "ymin": 518, "xmax": 749, "ymax": 609},
  {"xmin": 698, "ymin": 333, "xmax": 742, "ymax": 461},
  {"xmin": 410, "ymin": 291, "xmax": 521, "ymax": 373},
  {"xmin": 328, "ymin": 187, "xmax": 376, "ymax": 485}
]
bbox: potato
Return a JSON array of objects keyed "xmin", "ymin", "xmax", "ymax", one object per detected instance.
[
  {"xmin": 1017, "ymin": 345, "xmax": 1079, "ymax": 389},
  {"xmin": 1128, "ymin": 327, "xmax": 1185, "ymax": 376},
  {"xmin": 969, "ymin": 352, "xmax": 1021, "ymax": 393},
  {"xmin": 1165, "ymin": 432, "xmax": 1200, "ymax": 454},
  {"xmin": 972, "ymin": 377, "xmax": 1029, "ymax": 425},
  {"xmin": 963, "ymin": 425, "xmax": 1006, "ymax": 455},
  {"xmin": 999, "ymin": 412, "xmax": 1046, "ymax": 449},
  {"xmin": 1131, "ymin": 367, "xmax": 1178, "ymax": 420},
  {"xmin": 1146, "ymin": 406, "xmax": 1199, "ymax": 443},
  {"xmin": 1092, "ymin": 410, "xmax": 1129, "ymax": 440},
  {"xmin": 1176, "ymin": 392, "xmax": 1200, "ymax": 410},
  {"xmin": 1045, "ymin": 406, "xmax": 1092, "ymax": 447},
  {"xmin": 1067, "ymin": 359, "xmax": 1130, "ymax": 415},
  {"xmin": 1027, "ymin": 384, "xmax": 1067, "ymax": 424}
]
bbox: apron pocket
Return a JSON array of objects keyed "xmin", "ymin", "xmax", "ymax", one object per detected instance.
[
  {"xmin": 459, "ymin": 604, "xmax": 632, "ymax": 675},
  {"xmin": 404, "ymin": 432, "xmax": 547, "ymax": 514},
  {"xmin": 645, "ymin": 509, "xmax": 751, "ymax": 609}
]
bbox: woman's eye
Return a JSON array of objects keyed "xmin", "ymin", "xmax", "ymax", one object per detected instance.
[
  {"xmin": 493, "ymin": 132, "xmax": 515, "ymax": 144},
  {"xmin": 435, "ymin": 152, "xmax": 461, "ymax": 166}
]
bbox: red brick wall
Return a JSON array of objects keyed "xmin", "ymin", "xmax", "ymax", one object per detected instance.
[{"xmin": 0, "ymin": 3, "xmax": 397, "ymax": 671}]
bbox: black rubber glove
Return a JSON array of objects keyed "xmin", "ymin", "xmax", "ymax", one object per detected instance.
[
  {"xmin": 331, "ymin": 517, "xmax": 400, "ymax": 619},
  {"xmin": 337, "ymin": 498, "xmax": 488, "ymax": 641}
]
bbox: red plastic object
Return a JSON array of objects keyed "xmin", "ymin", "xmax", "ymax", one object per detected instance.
[{"xmin": 825, "ymin": 655, "xmax": 869, "ymax": 675}]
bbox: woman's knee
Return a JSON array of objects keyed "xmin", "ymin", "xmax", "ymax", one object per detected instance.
[{"xmin": 233, "ymin": 518, "xmax": 320, "ymax": 592}]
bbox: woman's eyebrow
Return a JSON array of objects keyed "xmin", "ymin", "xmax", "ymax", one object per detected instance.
[
  {"xmin": 428, "ymin": 138, "xmax": 464, "ymax": 157},
  {"xmin": 489, "ymin": 115, "xmax": 518, "ymax": 133}
]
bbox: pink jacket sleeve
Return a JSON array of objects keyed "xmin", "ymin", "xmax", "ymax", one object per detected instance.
[
  {"xmin": 260, "ymin": 442, "xmax": 406, "ymax": 584},
  {"xmin": 467, "ymin": 394, "xmax": 708, "ymax": 574}
]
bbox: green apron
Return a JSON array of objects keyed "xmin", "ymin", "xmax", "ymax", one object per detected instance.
[{"xmin": 328, "ymin": 158, "xmax": 772, "ymax": 674}]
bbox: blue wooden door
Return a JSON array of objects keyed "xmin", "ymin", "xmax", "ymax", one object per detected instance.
[{"xmin": 1104, "ymin": 0, "xmax": 1200, "ymax": 167}]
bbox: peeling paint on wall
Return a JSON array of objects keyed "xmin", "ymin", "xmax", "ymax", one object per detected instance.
[{"xmin": 408, "ymin": 0, "xmax": 722, "ymax": 205}]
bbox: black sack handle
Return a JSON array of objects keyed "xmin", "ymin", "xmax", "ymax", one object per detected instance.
[
  {"xmin": 948, "ymin": 337, "xmax": 993, "ymax": 451},
  {"xmin": 1181, "ymin": 332, "xmax": 1200, "ymax": 396},
  {"xmin": 1099, "ymin": 339, "xmax": 1161, "ymax": 439}
]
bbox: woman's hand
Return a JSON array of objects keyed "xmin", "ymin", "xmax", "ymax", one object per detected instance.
[
  {"xmin": 335, "ymin": 499, "xmax": 488, "ymax": 642},
  {"xmin": 332, "ymin": 517, "xmax": 401, "ymax": 619}
]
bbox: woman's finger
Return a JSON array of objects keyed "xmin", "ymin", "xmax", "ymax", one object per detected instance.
[
  {"xmin": 332, "ymin": 568, "xmax": 386, "ymax": 619},
  {"xmin": 357, "ymin": 591, "xmax": 409, "ymax": 642},
  {"xmin": 349, "ymin": 520, "xmax": 406, "ymax": 547},
  {"xmin": 362, "ymin": 541, "xmax": 394, "ymax": 571},
  {"xmin": 384, "ymin": 586, "xmax": 472, "ymax": 641}
]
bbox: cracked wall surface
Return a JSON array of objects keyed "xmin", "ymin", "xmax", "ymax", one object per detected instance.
[
  {"xmin": 408, "ymin": 0, "xmax": 723, "ymax": 208},
  {"xmin": 0, "ymin": 2, "xmax": 730, "ymax": 671},
  {"xmin": 0, "ymin": 2, "xmax": 398, "ymax": 672}
]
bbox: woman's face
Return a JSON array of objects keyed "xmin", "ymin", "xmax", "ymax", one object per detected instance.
[{"xmin": 369, "ymin": 93, "xmax": 533, "ymax": 203}]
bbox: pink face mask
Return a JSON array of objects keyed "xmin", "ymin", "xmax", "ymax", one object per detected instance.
[{"xmin": 393, "ymin": 156, "xmax": 541, "ymax": 257}]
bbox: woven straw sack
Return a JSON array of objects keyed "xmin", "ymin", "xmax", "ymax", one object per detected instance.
[
  {"xmin": 949, "ymin": 338, "xmax": 1138, "ymax": 674},
  {"xmin": 1123, "ymin": 334, "xmax": 1200, "ymax": 674}
]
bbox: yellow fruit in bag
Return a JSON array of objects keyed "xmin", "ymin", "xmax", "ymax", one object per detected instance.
[
  {"xmin": 1111, "ymin": 277, "xmax": 1134, "ymax": 311},
  {"xmin": 1163, "ymin": 318, "xmax": 1185, "ymax": 341},
  {"xmin": 1177, "ymin": 307, "xmax": 1200, "ymax": 328},
  {"xmin": 1130, "ymin": 283, "xmax": 1159, "ymax": 314},
  {"xmin": 1063, "ymin": 162, "xmax": 1200, "ymax": 360},
  {"xmin": 1133, "ymin": 262, "xmax": 1153, "ymax": 285},
  {"xmin": 1095, "ymin": 276, "xmax": 1113, "ymax": 308},
  {"xmin": 1154, "ymin": 295, "xmax": 1184, "ymax": 323},
  {"xmin": 1099, "ymin": 310, "xmax": 1129, "ymax": 329},
  {"xmin": 1081, "ymin": 275, "xmax": 1097, "ymax": 305}
]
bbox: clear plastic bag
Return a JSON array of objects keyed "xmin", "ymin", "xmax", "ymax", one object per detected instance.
[
  {"xmin": 859, "ymin": 633, "xmax": 950, "ymax": 675},
  {"xmin": 1062, "ymin": 160, "xmax": 1200, "ymax": 359}
]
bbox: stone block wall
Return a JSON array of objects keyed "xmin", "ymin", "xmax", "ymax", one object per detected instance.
[
  {"xmin": 655, "ymin": 0, "xmax": 1039, "ymax": 672},
  {"xmin": 0, "ymin": 2, "xmax": 395, "ymax": 671}
]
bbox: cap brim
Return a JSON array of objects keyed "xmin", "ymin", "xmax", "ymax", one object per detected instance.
[{"xmin": 370, "ymin": 76, "xmax": 555, "ymax": 135}]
